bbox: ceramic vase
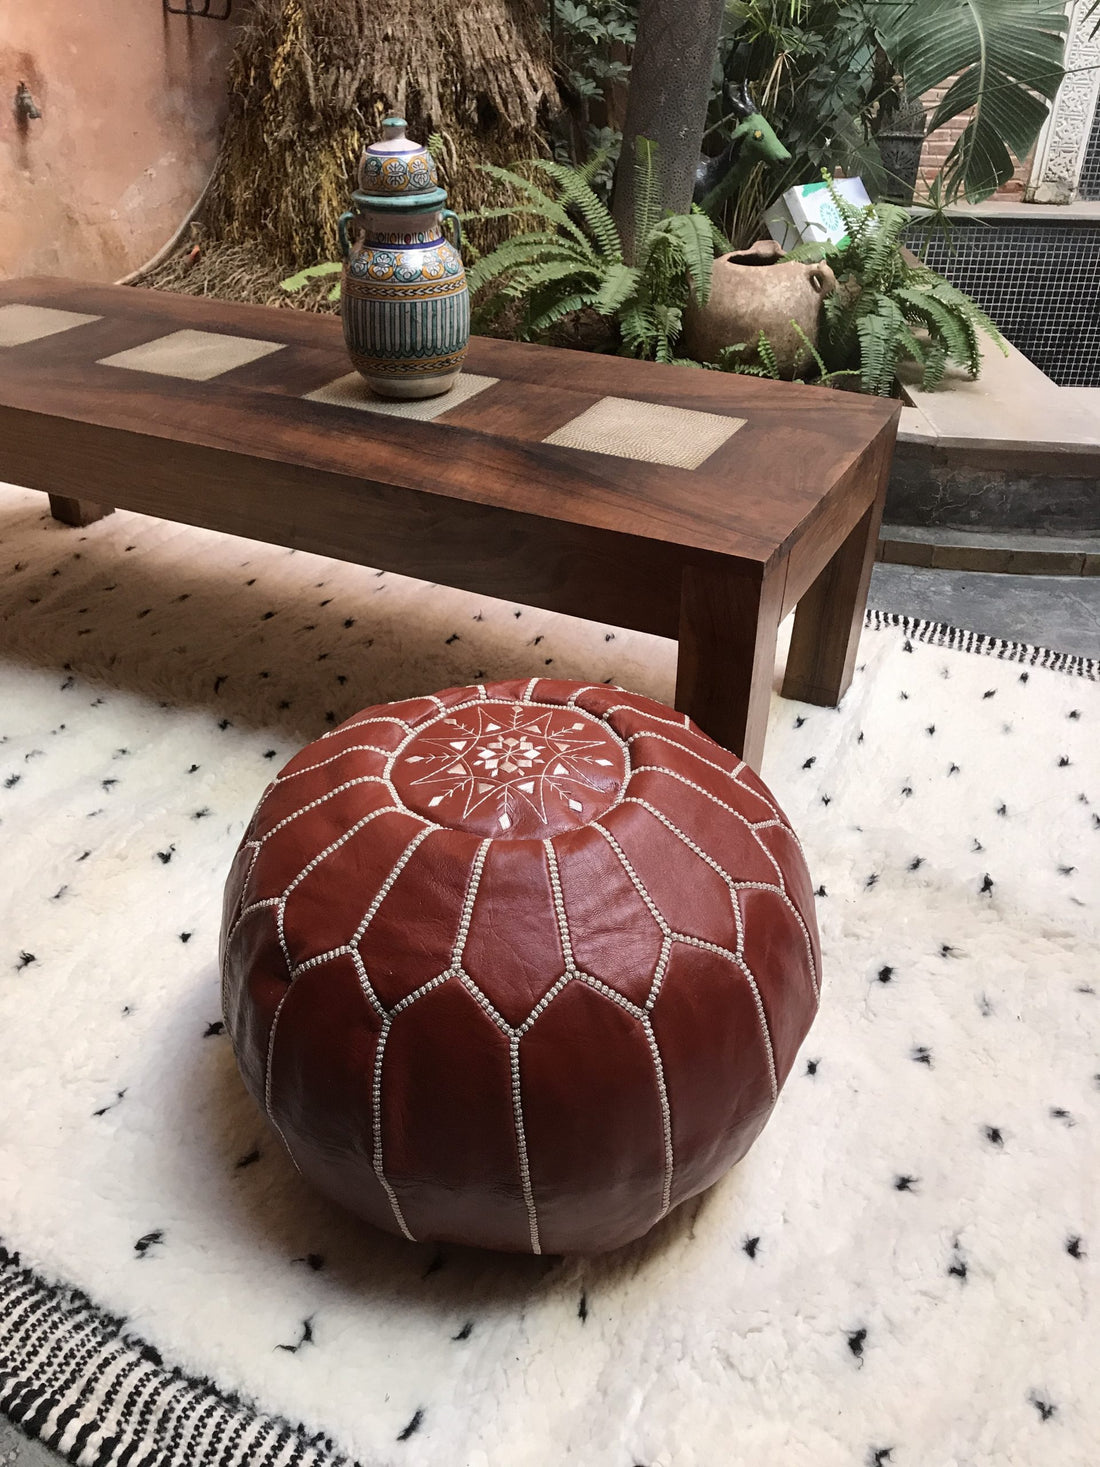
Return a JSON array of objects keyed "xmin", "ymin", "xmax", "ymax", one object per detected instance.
[
  {"xmin": 683, "ymin": 239, "xmax": 836, "ymax": 379},
  {"xmin": 338, "ymin": 118, "xmax": 469, "ymax": 399}
]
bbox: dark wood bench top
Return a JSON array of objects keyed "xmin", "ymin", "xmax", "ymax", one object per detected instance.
[
  {"xmin": 0, "ymin": 277, "xmax": 897, "ymax": 567},
  {"xmin": 0, "ymin": 277, "xmax": 899, "ymax": 766}
]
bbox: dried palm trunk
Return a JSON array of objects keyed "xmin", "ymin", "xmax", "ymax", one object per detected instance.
[{"xmin": 204, "ymin": 0, "xmax": 557, "ymax": 263}]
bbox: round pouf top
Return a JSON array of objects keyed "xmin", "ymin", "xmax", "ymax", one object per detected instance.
[{"xmin": 220, "ymin": 679, "xmax": 820, "ymax": 1255}]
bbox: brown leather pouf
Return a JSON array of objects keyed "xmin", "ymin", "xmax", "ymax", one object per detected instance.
[{"xmin": 220, "ymin": 679, "xmax": 820, "ymax": 1254}]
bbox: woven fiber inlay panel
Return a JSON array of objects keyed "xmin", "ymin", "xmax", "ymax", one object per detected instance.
[
  {"xmin": 543, "ymin": 396, "xmax": 746, "ymax": 469},
  {"xmin": 0, "ymin": 304, "xmax": 101, "ymax": 347},
  {"xmin": 98, "ymin": 329, "xmax": 285, "ymax": 381},
  {"xmin": 305, "ymin": 370, "xmax": 498, "ymax": 420}
]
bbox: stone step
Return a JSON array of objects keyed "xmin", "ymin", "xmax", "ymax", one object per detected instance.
[{"xmin": 878, "ymin": 523, "xmax": 1100, "ymax": 576}]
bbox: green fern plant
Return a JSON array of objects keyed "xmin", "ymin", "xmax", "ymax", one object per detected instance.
[
  {"xmin": 714, "ymin": 321, "xmax": 861, "ymax": 386},
  {"xmin": 788, "ymin": 176, "xmax": 1005, "ymax": 396},
  {"xmin": 466, "ymin": 141, "xmax": 727, "ymax": 362},
  {"xmin": 280, "ymin": 260, "xmax": 342, "ymax": 302}
]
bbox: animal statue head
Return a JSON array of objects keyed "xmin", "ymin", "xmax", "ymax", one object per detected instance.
[
  {"xmin": 725, "ymin": 80, "xmax": 790, "ymax": 165},
  {"xmin": 693, "ymin": 79, "xmax": 791, "ymax": 211}
]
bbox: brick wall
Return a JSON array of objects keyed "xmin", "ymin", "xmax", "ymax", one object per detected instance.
[{"xmin": 915, "ymin": 78, "xmax": 1034, "ymax": 198}]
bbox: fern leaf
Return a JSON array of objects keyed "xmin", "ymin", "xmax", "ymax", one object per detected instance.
[
  {"xmin": 577, "ymin": 148, "xmax": 612, "ymax": 186},
  {"xmin": 896, "ymin": 322, "xmax": 928, "ymax": 368},
  {"xmin": 894, "ymin": 286, "xmax": 972, "ymax": 374},
  {"xmin": 465, "ymin": 235, "xmax": 591, "ymax": 295},
  {"xmin": 594, "ymin": 262, "xmax": 641, "ymax": 316},
  {"xmin": 619, "ymin": 302, "xmax": 660, "ymax": 359},
  {"xmin": 633, "ymin": 139, "xmax": 662, "ymax": 251},
  {"xmin": 656, "ymin": 213, "xmax": 717, "ymax": 306},
  {"xmin": 507, "ymin": 259, "xmax": 603, "ymax": 295},
  {"xmin": 788, "ymin": 319, "xmax": 829, "ymax": 380},
  {"xmin": 922, "ymin": 340, "xmax": 949, "ymax": 389},
  {"xmin": 475, "ymin": 163, "xmax": 592, "ymax": 253},
  {"xmin": 695, "ymin": 204, "xmax": 732, "ymax": 257},
  {"xmin": 531, "ymin": 159, "xmax": 622, "ymax": 262},
  {"xmin": 756, "ymin": 329, "xmax": 781, "ymax": 379},
  {"xmin": 280, "ymin": 262, "xmax": 342, "ymax": 292},
  {"xmin": 919, "ymin": 272, "xmax": 1006, "ymax": 353},
  {"xmin": 714, "ymin": 343, "xmax": 773, "ymax": 377},
  {"xmin": 524, "ymin": 290, "xmax": 603, "ymax": 336},
  {"xmin": 856, "ymin": 297, "xmax": 906, "ymax": 396}
]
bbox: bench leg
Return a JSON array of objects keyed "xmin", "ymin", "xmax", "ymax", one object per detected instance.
[
  {"xmin": 675, "ymin": 562, "xmax": 784, "ymax": 770},
  {"xmin": 48, "ymin": 495, "xmax": 115, "ymax": 528},
  {"xmin": 781, "ymin": 494, "xmax": 883, "ymax": 708}
]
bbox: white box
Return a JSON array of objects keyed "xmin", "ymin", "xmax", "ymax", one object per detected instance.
[{"xmin": 766, "ymin": 177, "xmax": 873, "ymax": 252}]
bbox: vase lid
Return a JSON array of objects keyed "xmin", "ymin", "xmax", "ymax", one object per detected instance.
[
  {"xmin": 373, "ymin": 117, "xmax": 421, "ymax": 154},
  {"xmin": 357, "ymin": 118, "xmax": 446, "ymax": 210}
]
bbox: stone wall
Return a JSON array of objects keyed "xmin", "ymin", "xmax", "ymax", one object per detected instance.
[{"xmin": 0, "ymin": 3, "xmax": 236, "ymax": 282}]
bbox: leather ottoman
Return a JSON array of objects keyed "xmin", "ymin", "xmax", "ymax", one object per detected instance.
[{"xmin": 220, "ymin": 679, "xmax": 820, "ymax": 1254}]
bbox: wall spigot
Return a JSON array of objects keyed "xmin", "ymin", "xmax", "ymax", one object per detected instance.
[{"xmin": 15, "ymin": 83, "xmax": 42, "ymax": 121}]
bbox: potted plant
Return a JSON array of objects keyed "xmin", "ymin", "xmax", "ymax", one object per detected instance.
[
  {"xmin": 787, "ymin": 182, "xmax": 1005, "ymax": 395},
  {"xmin": 875, "ymin": 88, "xmax": 928, "ymax": 205}
]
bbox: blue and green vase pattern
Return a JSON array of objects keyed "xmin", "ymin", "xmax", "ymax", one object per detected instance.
[
  {"xmin": 358, "ymin": 152, "xmax": 440, "ymax": 197},
  {"xmin": 340, "ymin": 118, "xmax": 470, "ymax": 399}
]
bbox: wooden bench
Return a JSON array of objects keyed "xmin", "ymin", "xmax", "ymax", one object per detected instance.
[{"xmin": 0, "ymin": 278, "xmax": 898, "ymax": 767}]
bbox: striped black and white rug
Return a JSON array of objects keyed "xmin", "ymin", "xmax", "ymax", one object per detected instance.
[{"xmin": 0, "ymin": 483, "xmax": 1097, "ymax": 1467}]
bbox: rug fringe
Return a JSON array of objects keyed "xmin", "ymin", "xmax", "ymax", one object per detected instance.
[
  {"xmin": 864, "ymin": 609, "xmax": 1098, "ymax": 680},
  {"xmin": 0, "ymin": 1244, "xmax": 358, "ymax": 1467}
]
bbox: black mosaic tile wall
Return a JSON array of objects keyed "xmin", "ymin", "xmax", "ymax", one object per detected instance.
[
  {"xmin": 909, "ymin": 219, "xmax": 1100, "ymax": 386},
  {"xmin": 1077, "ymin": 99, "xmax": 1100, "ymax": 200}
]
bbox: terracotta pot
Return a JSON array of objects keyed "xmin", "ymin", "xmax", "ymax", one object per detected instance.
[{"xmin": 684, "ymin": 239, "xmax": 836, "ymax": 378}]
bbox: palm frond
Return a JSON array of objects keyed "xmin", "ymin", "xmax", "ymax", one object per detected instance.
[{"xmin": 870, "ymin": 0, "xmax": 1068, "ymax": 201}]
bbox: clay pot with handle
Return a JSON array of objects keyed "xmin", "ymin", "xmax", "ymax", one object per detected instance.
[{"xmin": 683, "ymin": 239, "xmax": 836, "ymax": 378}]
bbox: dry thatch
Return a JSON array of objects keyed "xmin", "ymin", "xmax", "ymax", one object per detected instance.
[
  {"xmin": 129, "ymin": 226, "xmax": 339, "ymax": 311},
  {"xmin": 201, "ymin": 0, "xmax": 557, "ymax": 268}
]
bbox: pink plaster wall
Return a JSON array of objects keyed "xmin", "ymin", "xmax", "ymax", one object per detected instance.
[{"xmin": 0, "ymin": 4, "xmax": 236, "ymax": 282}]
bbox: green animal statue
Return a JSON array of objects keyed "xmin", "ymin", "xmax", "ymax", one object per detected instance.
[{"xmin": 693, "ymin": 78, "xmax": 790, "ymax": 214}]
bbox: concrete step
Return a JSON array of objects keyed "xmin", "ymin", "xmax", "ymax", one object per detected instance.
[{"xmin": 878, "ymin": 523, "xmax": 1100, "ymax": 575}]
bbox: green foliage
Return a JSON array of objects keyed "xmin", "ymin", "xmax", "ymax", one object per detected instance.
[
  {"xmin": 789, "ymin": 178, "xmax": 1005, "ymax": 395},
  {"xmin": 713, "ymin": 321, "xmax": 860, "ymax": 385},
  {"xmin": 466, "ymin": 140, "xmax": 727, "ymax": 363},
  {"xmin": 280, "ymin": 260, "xmax": 342, "ymax": 301},
  {"xmin": 553, "ymin": 0, "xmax": 635, "ymax": 98},
  {"xmin": 704, "ymin": 0, "xmax": 1067, "ymax": 246},
  {"xmin": 868, "ymin": 0, "xmax": 1068, "ymax": 201},
  {"xmin": 712, "ymin": 0, "xmax": 891, "ymax": 243},
  {"xmin": 548, "ymin": 0, "xmax": 636, "ymax": 174}
]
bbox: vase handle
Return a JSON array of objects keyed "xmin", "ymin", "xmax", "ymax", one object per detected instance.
[
  {"xmin": 441, "ymin": 209, "xmax": 463, "ymax": 253},
  {"xmin": 338, "ymin": 210, "xmax": 355, "ymax": 260}
]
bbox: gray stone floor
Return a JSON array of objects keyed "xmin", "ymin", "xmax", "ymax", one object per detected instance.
[
  {"xmin": 0, "ymin": 1428, "xmax": 65, "ymax": 1467},
  {"xmin": 1, "ymin": 566, "xmax": 1095, "ymax": 1467},
  {"xmin": 869, "ymin": 565, "xmax": 1100, "ymax": 659}
]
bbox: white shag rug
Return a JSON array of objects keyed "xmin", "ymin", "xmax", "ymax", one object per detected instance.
[{"xmin": 0, "ymin": 481, "xmax": 1097, "ymax": 1467}]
